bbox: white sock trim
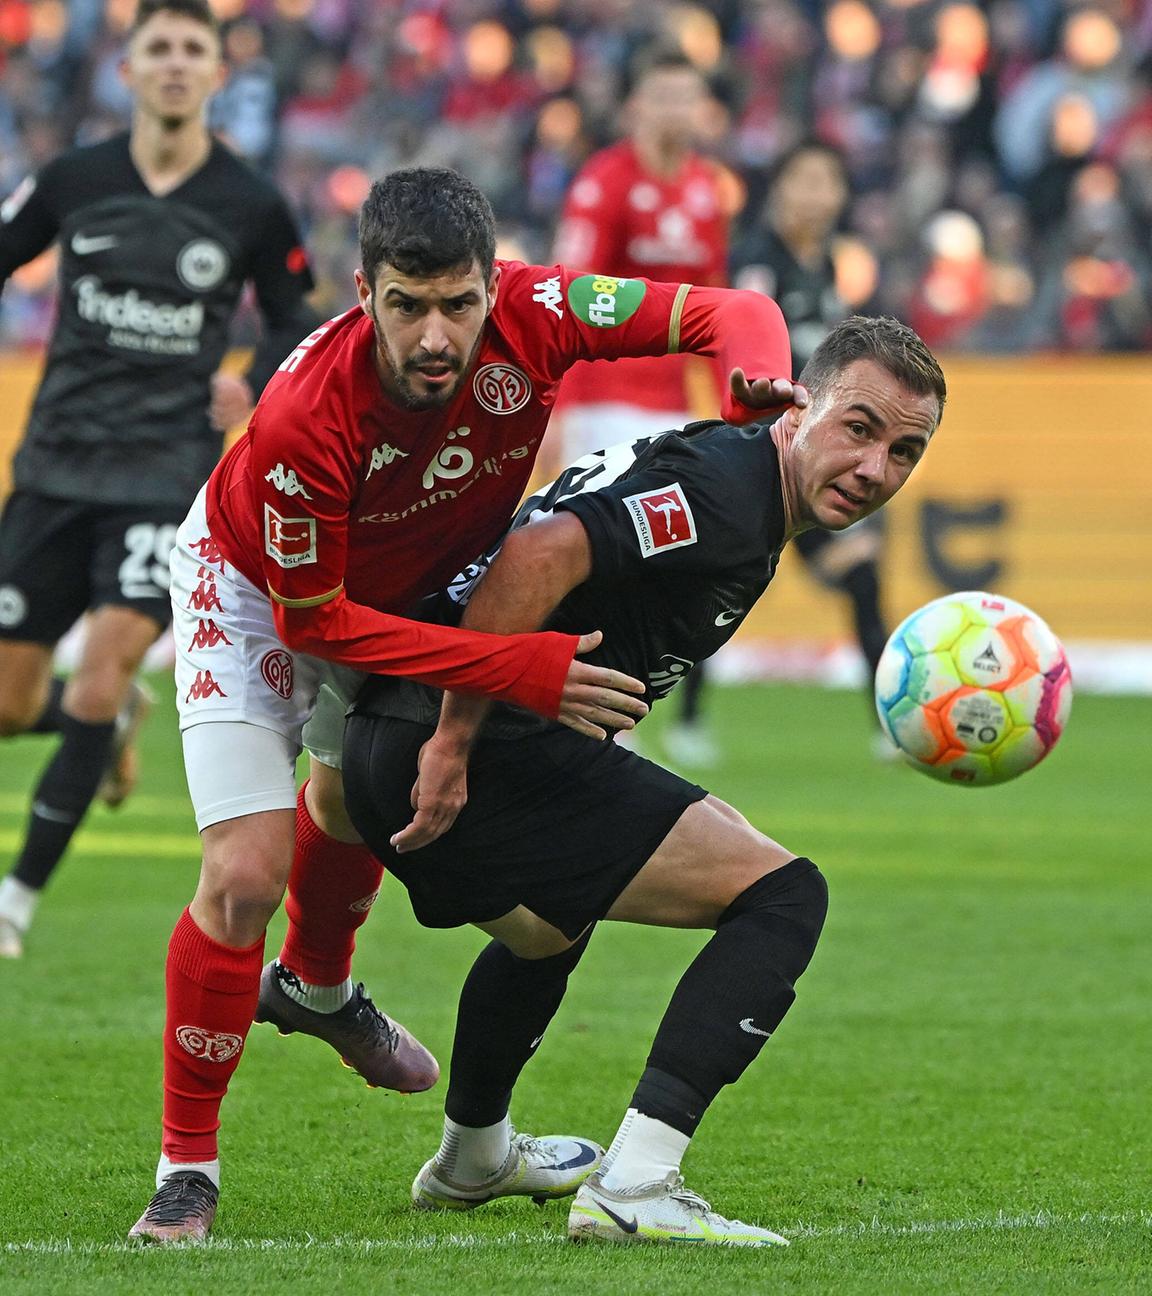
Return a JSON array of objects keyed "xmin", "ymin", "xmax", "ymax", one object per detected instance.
[
  {"xmin": 436, "ymin": 1114, "xmax": 512, "ymax": 1185},
  {"xmin": 597, "ymin": 1110, "xmax": 691, "ymax": 1191},
  {"xmin": 157, "ymin": 1154, "xmax": 220, "ymax": 1191},
  {"xmin": 0, "ymin": 876, "xmax": 39, "ymax": 931},
  {"xmin": 275, "ymin": 963, "xmax": 353, "ymax": 1013}
]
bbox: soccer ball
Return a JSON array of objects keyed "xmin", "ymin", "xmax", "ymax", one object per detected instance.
[{"xmin": 875, "ymin": 591, "xmax": 1072, "ymax": 786}]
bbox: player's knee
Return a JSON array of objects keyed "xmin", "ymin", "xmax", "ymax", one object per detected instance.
[
  {"xmin": 63, "ymin": 669, "xmax": 134, "ymax": 724},
  {"xmin": 195, "ymin": 847, "xmax": 290, "ymax": 941},
  {"xmin": 719, "ymin": 857, "xmax": 829, "ymax": 982}
]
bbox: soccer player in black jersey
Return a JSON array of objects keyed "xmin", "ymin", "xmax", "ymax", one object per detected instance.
[
  {"xmin": 0, "ymin": 0, "xmax": 315, "ymax": 959},
  {"xmin": 339, "ymin": 316, "xmax": 946, "ymax": 1245}
]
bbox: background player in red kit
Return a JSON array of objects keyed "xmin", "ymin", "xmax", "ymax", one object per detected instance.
[
  {"xmin": 130, "ymin": 166, "xmax": 804, "ymax": 1242},
  {"xmin": 552, "ymin": 52, "xmax": 736, "ymax": 768}
]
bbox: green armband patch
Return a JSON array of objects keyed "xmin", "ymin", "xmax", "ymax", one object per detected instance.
[{"xmin": 568, "ymin": 274, "xmax": 647, "ymax": 328}]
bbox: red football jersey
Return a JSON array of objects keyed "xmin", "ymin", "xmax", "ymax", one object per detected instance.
[
  {"xmin": 553, "ymin": 141, "xmax": 731, "ymax": 413},
  {"xmin": 205, "ymin": 260, "xmax": 790, "ymax": 714}
]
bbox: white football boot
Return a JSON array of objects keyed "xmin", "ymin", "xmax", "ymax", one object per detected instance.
[
  {"xmin": 568, "ymin": 1171, "xmax": 789, "ymax": 1247},
  {"xmin": 413, "ymin": 1131, "xmax": 603, "ymax": 1211}
]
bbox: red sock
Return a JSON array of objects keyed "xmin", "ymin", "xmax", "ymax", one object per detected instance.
[
  {"xmin": 277, "ymin": 782, "xmax": 385, "ymax": 986},
  {"xmin": 162, "ymin": 908, "xmax": 264, "ymax": 1163}
]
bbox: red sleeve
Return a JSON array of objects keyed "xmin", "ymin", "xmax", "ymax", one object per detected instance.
[
  {"xmin": 249, "ymin": 381, "xmax": 578, "ymax": 717},
  {"xmin": 516, "ymin": 266, "xmax": 792, "ymax": 423},
  {"xmin": 273, "ymin": 597, "xmax": 578, "ymax": 717}
]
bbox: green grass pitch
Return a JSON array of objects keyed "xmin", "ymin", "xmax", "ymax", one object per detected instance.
[{"xmin": 1, "ymin": 677, "xmax": 1149, "ymax": 1293}]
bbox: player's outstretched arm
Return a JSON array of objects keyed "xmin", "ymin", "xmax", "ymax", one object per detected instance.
[{"xmin": 391, "ymin": 516, "xmax": 648, "ymax": 853}]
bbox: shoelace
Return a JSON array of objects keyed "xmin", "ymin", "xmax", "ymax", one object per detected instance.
[
  {"xmin": 349, "ymin": 984, "xmax": 401, "ymax": 1053},
  {"xmin": 143, "ymin": 1175, "xmax": 216, "ymax": 1225},
  {"xmin": 664, "ymin": 1176, "xmax": 752, "ymax": 1227}
]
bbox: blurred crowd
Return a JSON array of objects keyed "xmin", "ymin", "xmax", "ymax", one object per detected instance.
[{"xmin": 2, "ymin": 0, "xmax": 1151, "ymax": 353}]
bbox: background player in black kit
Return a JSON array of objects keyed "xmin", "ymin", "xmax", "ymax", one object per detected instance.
[
  {"xmin": 338, "ymin": 316, "xmax": 946, "ymax": 1245},
  {"xmin": 0, "ymin": 0, "xmax": 315, "ymax": 958},
  {"xmin": 733, "ymin": 141, "xmax": 896, "ymax": 755}
]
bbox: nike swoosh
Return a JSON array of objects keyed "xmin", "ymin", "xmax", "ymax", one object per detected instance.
[
  {"xmin": 739, "ymin": 1017, "xmax": 772, "ymax": 1037},
  {"xmin": 715, "ymin": 609, "xmax": 743, "ymax": 626},
  {"xmin": 554, "ymin": 1143, "xmax": 601, "ymax": 1172},
  {"xmin": 590, "ymin": 1195, "xmax": 639, "ymax": 1234},
  {"xmin": 71, "ymin": 233, "xmax": 119, "ymax": 255}
]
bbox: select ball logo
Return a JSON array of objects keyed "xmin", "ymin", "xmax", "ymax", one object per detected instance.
[
  {"xmin": 473, "ymin": 363, "xmax": 532, "ymax": 414},
  {"xmin": 569, "ymin": 274, "xmax": 647, "ymax": 328}
]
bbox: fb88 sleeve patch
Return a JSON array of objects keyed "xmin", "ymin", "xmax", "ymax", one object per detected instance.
[{"xmin": 620, "ymin": 482, "xmax": 697, "ymax": 557}]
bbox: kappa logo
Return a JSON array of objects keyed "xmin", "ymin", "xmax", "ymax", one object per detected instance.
[
  {"xmin": 264, "ymin": 504, "xmax": 317, "ymax": 569},
  {"xmin": 185, "ymin": 670, "xmax": 226, "ymax": 703},
  {"xmin": 532, "ymin": 275, "xmax": 564, "ymax": 318},
  {"xmin": 188, "ymin": 618, "xmax": 233, "ymax": 651},
  {"xmin": 190, "ymin": 535, "xmax": 224, "ymax": 569},
  {"xmin": 265, "ymin": 462, "xmax": 313, "ymax": 499},
  {"xmin": 186, "ymin": 577, "xmax": 224, "ymax": 613},
  {"xmin": 473, "ymin": 364, "xmax": 532, "ymax": 415},
  {"xmin": 260, "ymin": 649, "xmax": 294, "ymax": 699},
  {"xmin": 71, "ymin": 232, "xmax": 119, "ymax": 255},
  {"xmin": 366, "ymin": 442, "xmax": 409, "ymax": 478},
  {"xmin": 175, "ymin": 1026, "xmax": 243, "ymax": 1063},
  {"xmin": 622, "ymin": 483, "xmax": 698, "ymax": 558}
]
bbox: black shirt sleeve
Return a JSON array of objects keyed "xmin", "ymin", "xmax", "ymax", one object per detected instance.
[
  {"xmin": 0, "ymin": 162, "xmax": 63, "ymax": 288},
  {"xmin": 558, "ymin": 430, "xmax": 777, "ymax": 584}
]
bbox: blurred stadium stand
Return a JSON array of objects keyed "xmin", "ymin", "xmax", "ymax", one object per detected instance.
[{"xmin": 2, "ymin": 0, "xmax": 1149, "ymax": 686}]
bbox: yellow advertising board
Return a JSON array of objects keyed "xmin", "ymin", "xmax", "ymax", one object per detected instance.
[{"xmin": 2, "ymin": 351, "xmax": 1150, "ymax": 643}]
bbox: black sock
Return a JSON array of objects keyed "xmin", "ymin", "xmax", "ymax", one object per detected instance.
[
  {"xmin": 839, "ymin": 560, "xmax": 888, "ymax": 680},
  {"xmin": 445, "ymin": 928, "xmax": 594, "ymax": 1127},
  {"xmin": 28, "ymin": 677, "xmax": 67, "ymax": 735},
  {"xmin": 11, "ymin": 712, "xmax": 117, "ymax": 891},
  {"xmin": 679, "ymin": 663, "xmax": 707, "ymax": 724},
  {"xmin": 633, "ymin": 857, "xmax": 828, "ymax": 1136}
]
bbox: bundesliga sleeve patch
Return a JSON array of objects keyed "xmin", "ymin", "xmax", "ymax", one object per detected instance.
[
  {"xmin": 264, "ymin": 503, "xmax": 317, "ymax": 568},
  {"xmin": 621, "ymin": 483, "xmax": 697, "ymax": 557}
]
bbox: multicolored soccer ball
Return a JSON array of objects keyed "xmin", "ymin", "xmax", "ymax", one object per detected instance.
[{"xmin": 875, "ymin": 591, "xmax": 1072, "ymax": 786}]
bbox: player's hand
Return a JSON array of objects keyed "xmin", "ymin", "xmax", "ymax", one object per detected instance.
[
  {"xmin": 728, "ymin": 368, "xmax": 809, "ymax": 415},
  {"xmin": 390, "ymin": 733, "xmax": 469, "ymax": 854},
  {"xmin": 209, "ymin": 372, "xmax": 255, "ymax": 432},
  {"xmin": 558, "ymin": 631, "xmax": 648, "ymax": 739}
]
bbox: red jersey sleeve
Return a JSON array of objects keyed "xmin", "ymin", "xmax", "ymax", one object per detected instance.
[
  {"xmin": 247, "ymin": 385, "xmax": 578, "ymax": 717},
  {"xmin": 507, "ymin": 265, "xmax": 793, "ymax": 423}
]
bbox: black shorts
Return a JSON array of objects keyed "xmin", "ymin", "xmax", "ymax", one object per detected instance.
[
  {"xmin": 0, "ymin": 490, "xmax": 185, "ymax": 643},
  {"xmin": 343, "ymin": 716, "xmax": 708, "ymax": 941}
]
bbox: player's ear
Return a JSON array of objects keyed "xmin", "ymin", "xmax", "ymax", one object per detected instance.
[
  {"xmin": 485, "ymin": 263, "xmax": 501, "ymax": 314},
  {"xmin": 354, "ymin": 269, "xmax": 372, "ymax": 318}
]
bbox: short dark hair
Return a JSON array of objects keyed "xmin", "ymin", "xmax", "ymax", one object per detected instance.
[
  {"xmin": 767, "ymin": 139, "xmax": 850, "ymax": 196},
  {"xmin": 358, "ymin": 168, "xmax": 496, "ymax": 287},
  {"xmin": 130, "ymin": 0, "xmax": 219, "ymax": 36},
  {"xmin": 629, "ymin": 49, "xmax": 707, "ymax": 93},
  {"xmin": 799, "ymin": 316, "xmax": 947, "ymax": 426}
]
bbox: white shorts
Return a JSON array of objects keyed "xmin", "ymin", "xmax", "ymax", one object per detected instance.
[
  {"xmin": 559, "ymin": 404, "xmax": 692, "ymax": 462},
  {"xmin": 171, "ymin": 486, "xmax": 364, "ymax": 829}
]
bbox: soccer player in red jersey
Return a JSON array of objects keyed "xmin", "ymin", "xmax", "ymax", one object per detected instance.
[
  {"xmin": 552, "ymin": 51, "xmax": 738, "ymax": 767},
  {"xmin": 129, "ymin": 166, "xmax": 803, "ymax": 1242}
]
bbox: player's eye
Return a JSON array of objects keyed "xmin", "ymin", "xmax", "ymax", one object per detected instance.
[{"xmin": 848, "ymin": 421, "xmax": 869, "ymax": 438}]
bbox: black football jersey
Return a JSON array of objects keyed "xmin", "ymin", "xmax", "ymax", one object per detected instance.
[
  {"xmin": 356, "ymin": 421, "xmax": 788, "ymax": 733},
  {"xmin": 0, "ymin": 133, "xmax": 314, "ymax": 506}
]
